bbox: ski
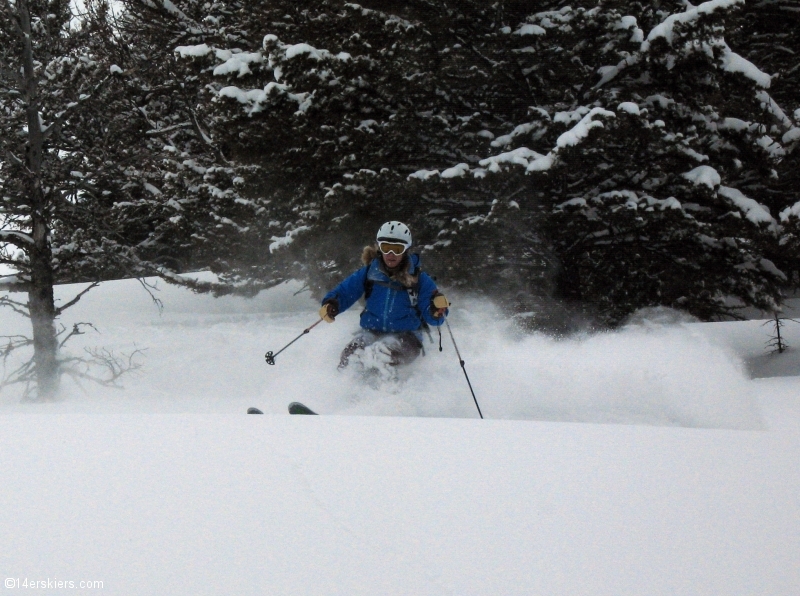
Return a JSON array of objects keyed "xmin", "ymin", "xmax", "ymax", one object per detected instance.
[
  {"xmin": 288, "ymin": 402, "xmax": 318, "ymax": 415},
  {"xmin": 247, "ymin": 407, "xmax": 264, "ymax": 414}
]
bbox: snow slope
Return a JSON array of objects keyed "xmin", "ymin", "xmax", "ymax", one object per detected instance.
[{"xmin": 1, "ymin": 278, "xmax": 799, "ymax": 595}]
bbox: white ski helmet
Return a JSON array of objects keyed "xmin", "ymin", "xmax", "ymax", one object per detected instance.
[{"xmin": 376, "ymin": 221, "xmax": 412, "ymax": 248}]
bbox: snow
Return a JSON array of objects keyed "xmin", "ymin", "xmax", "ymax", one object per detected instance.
[
  {"xmin": 160, "ymin": 0, "xmax": 184, "ymax": 17},
  {"xmin": 782, "ymin": 127, "xmax": 800, "ymax": 144},
  {"xmin": 682, "ymin": 165, "xmax": 721, "ymax": 188},
  {"xmin": 212, "ymin": 52, "xmax": 264, "ymax": 78},
  {"xmin": 408, "ymin": 169, "xmax": 439, "ymax": 181},
  {"xmin": 617, "ymin": 101, "xmax": 640, "ymax": 115},
  {"xmin": 174, "ymin": 44, "xmax": 212, "ymax": 58},
  {"xmin": 1, "ymin": 278, "xmax": 799, "ymax": 594},
  {"xmin": 759, "ymin": 258, "xmax": 787, "ymax": 280},
  {"xmin": 641, "ymin": 0, "xmax": 743, "ymax": 52},
  {"xmin": 268, "ymin": 225, "xmax": 310, "ymax": 252},
  {"xmin": 143, "ymin": 182, "xmax": 161, "ymax": 196},
  {"xmin": 718, "ymin": 186, "xmax": 774, "ymax": 226},
  {"xmin": 722, "ymin": 117, "xmax": 751, "ymax": 132},
  {"xmin": 555, "ymin": 107, "xmax": 615, "ymax": 148},
  {"xmin": 0, "ymin": 230, "xmax": 34, "ymax": 245},
  {"xmin": 284, "ymin": 43, "xmax": 348, "ymax": 62},
  {"xmin": 478, "ymin": 147, "xmax": 545, "ymax": 171},
  {"xmin": 526, "ymin": 153, "xmax": 555, "ymax": 172},
  {"xmin": 595, "ymin": 55, "xmax": 640, "ymax": 88},
  {"xmin": 720, "ymin": 45, "xmax": 771, "ymax": 88},
  {"xmin": 680, "ymin": 146, "xmax": 709, "ymax": 162},
  {"xmin": 218, "ymin": 83, "xmax": 292, "ymax": 115},
  {"xmin": 440, "ymin": 163, "xmax": 469, "ymax": 178},
  {"xmin": 514, "ymin": 23, "xmax": 546, "ymax": 36},
  {"xmin": 756, "ymin": 90, "xmax": 793, "ymax": 127},
  {"xmin": 490, "ymin": 122, "xmax": 540, "ymax": 148},
  {"xmin": 474, "ymin": 109, "xmax": 613, "ymax": 177},
  {"xmin": 553, "ymin": 106, "xmax": 590, "ymax": 125},
  {"xmin": 757, "ymin": 135, "xmax": 785, "ymax": 157},
  {"xmin": 779, "ymin": 200, "xmax": 800, "ymax": 221}
]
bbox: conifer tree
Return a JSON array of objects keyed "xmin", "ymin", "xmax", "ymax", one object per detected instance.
[
  {"xmin": 423, "ymin": 0, "xmax": 798, "ymax": 324},
  {"xmin": 0, "ymin": 0, "xmax": 189, "ymax": 397}
]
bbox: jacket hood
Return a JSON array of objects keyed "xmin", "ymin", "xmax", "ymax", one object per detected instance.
[{"xmin": 361, "ymin": 245, "xmax": 419, "ymax": 287}]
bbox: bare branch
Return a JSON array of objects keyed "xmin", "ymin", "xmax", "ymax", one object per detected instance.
[
  {"xmin": 54, "ymin": 282, "xmax": 100, "ymax": 317},
  {"xmin": 1, "ymin": 334, "xmax": 33, "ymax": 362},
  {"xmin": 61, "ymin": 346, "xmax": 145, "ymax": 388},
  {"xmin": 6, "ymin": 150, "xmax": 24, "ymax": 167},
  {"xmin": 188, "ymin": 108, "xmax": 231, "ymax": 164},
  {"xmin": 137, "ymin": 277, "xmax": 164, "ymax": 313},
  {"xmin": 145, "ymin": 121, "xmax": 192, "ymax": 136},
  {"xmin": 57, "ymin": 322, "xmax": 98, "ymax": 349},
  {"xmin": 0, "ymin": 295, "xmax": 30, "ymax": 317},
  {"xmin": 0, "ymin": 351, "xmax": 35, "ymax": 398}
]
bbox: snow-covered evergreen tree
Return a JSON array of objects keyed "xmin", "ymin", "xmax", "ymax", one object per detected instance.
[
  {"xmin": 115, "ymin": 0, "xmax": 565, "ymax": 320},
  {"xmin": 729, "ymin": 0, "xmax": 800, "ymax": 281},
  {"xmin": 0, "ymin": 0, "xmax": 194, "ymax": 397},
  {"xmin": 423, "ymin": 0, "xmax": 798, "ymax": 324},
  {"xmin": 36, "ymin": 0, "xmax": 794, "ymax": 331}
]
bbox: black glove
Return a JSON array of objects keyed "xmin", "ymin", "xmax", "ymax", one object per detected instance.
[{"xmin": 319, "ymin": 299, "xmax": 339, "ymax": 323}]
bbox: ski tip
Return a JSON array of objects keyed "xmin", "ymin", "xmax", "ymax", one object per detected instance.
[
  {"xmin": 288, "ymin": 402, "xmax": 318, "ymax": 415},
  {"xmin": 247, "ymin": 407, "xmax": 264, "ymax": 415}
]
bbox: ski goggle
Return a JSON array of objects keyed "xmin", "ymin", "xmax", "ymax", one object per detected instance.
[{"xmin": 378, "ymin": 241, "xmax": 408, "ymax": 256}]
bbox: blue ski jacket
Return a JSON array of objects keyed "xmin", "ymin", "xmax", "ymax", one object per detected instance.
[{"xmin": 321, "ymin": 253, "xmax": 446, "ymax": 334}]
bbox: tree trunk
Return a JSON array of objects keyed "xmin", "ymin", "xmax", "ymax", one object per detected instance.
[
  {"xmin": 28, "ymin": 230, "xmax": 59, "ymax": 400},
  {"xmin": 19, "ymin": 0, "xmax": 60, "ymax": 399}
]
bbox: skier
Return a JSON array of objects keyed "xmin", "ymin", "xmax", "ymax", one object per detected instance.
[{"xmin": 319, "ymin": 221, "xmax": 449, "ymax": 370}]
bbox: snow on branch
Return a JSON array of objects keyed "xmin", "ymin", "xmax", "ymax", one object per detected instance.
[
  {"xmin": 716, "ymin": 42, "xmax": 771, "ymax": 88},
  {"xmin": 213, "ymin": 51, "xmax": 264, "ymax": 78},
  {"xmin": 556, "ymin": 190, "xmax": 683, "ymax": 213},
  {"xmin": 178, "ymin": 34, "xmax": 350, "ymax": 117},
  {"xmin": 641, "ymin": 0, "xmax": 744, "ymax": 51},
  {"xmin": 554, "ymin": 107, "xmax": 615, "ymax": 149},
  {"xmin": 718, "ymin": 187, "xmax": 775, "ymax": 227},
  {"xmin": 269, "ymin": 226, "xmax": 310, "ymax": 253},
  {"xmin": 779, "ymin": 201, "xmax": 800, "ymax": 222},
  {"xmin": 262, "ymin": 34, "xmax": 351, "ymax": 64},
  {"xmin": 682, "ymin": 165, "xmax": 721, "ymax": 188},
  {"xmin": 413, "ymin": 107, "xmax": 615, "ymax": 180},
  {"xmin": 595, "ymin": 0, "xmax": 770, "ymax": 90},
  {"xmin": 755, "ymin": 91, "xmax": 794, "ymax": 129},
  {"xmin": 682, "ymin": 168, "xmax": 775, "ymax": 227},
  {"xmin": 513, "ymin": 24, "xmax": 546, "ymax": 36},
  {"xmin": 0, "ymin": 273, "xmax": 29, "ymax": 293},
  {"xmin": 174, "ymin": 44, "xmax": 212, "ymax": 58},
  {"xmin": 217, "ymin": 83, "xmax": 311, "ymax": 116},
  {"xmin": 784, "ymin": 128, "xmax": 800, "ymax": 145},
  {"xmin": 0, "ymin": 230, "xmax": 34, "ymax": 247},
  {"xmin": 479, "ymin": 147, "xmax": 550, "ymax": 174}
]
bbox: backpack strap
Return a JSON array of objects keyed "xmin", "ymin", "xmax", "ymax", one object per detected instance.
[{"xmin": 362, "ymin": 257, "xmax": 430, "ymax": 334}]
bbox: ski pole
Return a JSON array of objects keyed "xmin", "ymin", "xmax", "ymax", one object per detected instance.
[
  {"xmin": 265, "ymin": 318, "xmax": 324, "ymax": 365},
  {"xmin": 443, "ymin": 319, "xmax": 483, "ymax": 419}
]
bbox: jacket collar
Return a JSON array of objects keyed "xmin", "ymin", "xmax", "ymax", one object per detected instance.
[{"xmin": 368, "ymin": 253, "xmax": 420, "ymax": 281}]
